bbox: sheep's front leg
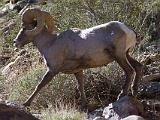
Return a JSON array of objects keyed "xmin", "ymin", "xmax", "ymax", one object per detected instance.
[
  {"xmin": 23, "ymin": 70, "xmax": 58, "ymax": 106},
  {"xmin": 74, "ymin": 71, "xmax": 88, "ymax": 109}
]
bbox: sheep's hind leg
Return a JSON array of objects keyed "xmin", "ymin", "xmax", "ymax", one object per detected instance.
[
  {"xmin": 115, "ymin": 54, "xmax": 135, "ymax": 99},
  {"xmin": 126, "ymin": 52, "xmax": 143, "ymax": 96},
  {"xmin": 74, "ymin": 70, "xmax": 88, "ymax": 110},
  {"xmin": 23, "ymin": 70, "xmax": 58, "ymax": 106}
]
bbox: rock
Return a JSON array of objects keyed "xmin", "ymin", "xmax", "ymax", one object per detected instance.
[
  {"xmin": 142, "ymin": 99, "xmax": 160, "ymax": 113},
  {"xmin": 88, "ymin": 108, "xmax": 104, "ymax": 120},
  {"xmin": 1, "ymin": 50, "xmax": 32, "ymax": 86},
  {"xmin": 122, "ymin": 115, "xmax": 145, "ymax": 120},
  {"xmin": 140, "ymin": 53, "xmax": 160, "ymax": 76},
  {"xmin": 0, "ymin": 101, "xmax": 39, "ymax": 120},
  {"xmin": 102, "ymin": 96, "xmax": 144, "ymax": 120},
  {"xmin": 9, "ymin": 0, "xmax": 29, "ymax": 12},
  {"xmin": 93, "ymin": 116, "xmax": 106, "ymax": 120},
  {"xmin": 0, "ymin": 21, "xmax": 16, "ymax": 34},
  {"xmin": 0, "ymin": 7, "xmax": 8, "ymax": 17},
  {"xmin": 143, "ymin": 73, "xmax": 160, "ymax": 82},
  {"xmin": 88, "ymin": 96, "xmax": 145, "ymax": 120},
  {"xmin": 93, "ymin": 115, "xmax": 145, "ymax": 120},
  {"xmin": 139, "ymin": 82, "xmax": 160, "ymax": 99}
]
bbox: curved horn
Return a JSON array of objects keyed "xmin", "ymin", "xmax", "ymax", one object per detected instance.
[{"xmin": 22, "ymin": 8, "xmax": 45, "ymax": 36}]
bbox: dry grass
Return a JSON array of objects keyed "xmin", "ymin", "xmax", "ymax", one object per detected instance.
[{"xmin": 42, "ymin": 103, "xmax": 86, "ymax": 120}]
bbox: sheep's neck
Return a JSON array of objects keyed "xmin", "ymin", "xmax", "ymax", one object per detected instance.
[{"xmin": 33, "ymin": 31, "xmax": 57, "ymax": 55}]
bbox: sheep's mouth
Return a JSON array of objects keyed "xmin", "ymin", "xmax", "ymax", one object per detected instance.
[{"xmin": 13, "ymin": 42, "xmax": 23, "ymax": 49}]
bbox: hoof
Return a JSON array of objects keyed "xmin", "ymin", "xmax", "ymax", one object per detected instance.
[
  {"xmin": 79, "ymin": 105, "xmax": 88, "ymax": 112},
  {"xmin": 78, "ymin": 99, "xmax": 88, "ymax": 112},
  {"xmin": 79, "ymin": 103, "xmax": 88, "ymax": 112}
]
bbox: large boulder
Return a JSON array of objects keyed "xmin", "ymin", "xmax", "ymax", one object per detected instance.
[
  {"xmin": 0, "ymin": 101, "xmax": 39, "ymax": 120},
  {"xmin": 102, "ymin": 96, "xmax": 144, "ymax": 120},
  {"xmin": 89, "ymin": 96, "xmax": 145, "ymax": 120},
  {"xmin": 94, "ymin": 115, "xmax": 145, "ymax": 120}
]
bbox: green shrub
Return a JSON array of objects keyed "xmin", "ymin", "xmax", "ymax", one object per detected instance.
[{"xmin": 9, "ymin": 66, "xmax": 46, "ymax": 101}]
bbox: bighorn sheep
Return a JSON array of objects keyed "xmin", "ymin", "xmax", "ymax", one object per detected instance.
[{"xmin": 13, "ymin": 8, "xmax": 143, "ymax": 109}]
